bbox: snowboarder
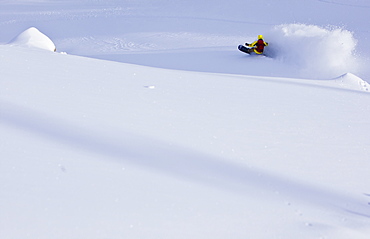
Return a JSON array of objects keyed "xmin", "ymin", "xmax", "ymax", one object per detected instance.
[{"xmin": 238, "ymin": 35, "xmax": 268, "ymax": 55}]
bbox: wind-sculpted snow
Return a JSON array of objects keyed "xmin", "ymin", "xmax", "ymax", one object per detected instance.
[{"xmin": 266, "ymin": 24, "xmax": 359, "ymax": 79}]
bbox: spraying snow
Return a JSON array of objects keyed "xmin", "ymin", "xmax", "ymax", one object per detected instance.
[
  {"xmin": 266, "ymin": 24, "xmax": 358, "ymax": 79},
  {"xmin": 8, "ymin": 27, "xmax": 56, "ymax": 52}
]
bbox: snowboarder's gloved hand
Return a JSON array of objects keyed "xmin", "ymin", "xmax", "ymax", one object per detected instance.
[{"xmin": 245, "ymin": 43, "xmax": 250, "ymax": 46}]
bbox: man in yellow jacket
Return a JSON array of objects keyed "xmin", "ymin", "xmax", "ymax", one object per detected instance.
[{"xmin": 246, "ymin": 35, "xmax": 268, "ymax": 54}]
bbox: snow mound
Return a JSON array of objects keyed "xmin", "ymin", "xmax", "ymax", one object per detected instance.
[
  {"xmin": 334, "ymin": 73, "xmax": 370, "ymax": 91},
  {"xmin": 8, "ymin": 27, "xmax": 56, "ymax": 52},
  {"xmin": 266, "ymin": 24, "xmax": 358, "ymax": 79}
]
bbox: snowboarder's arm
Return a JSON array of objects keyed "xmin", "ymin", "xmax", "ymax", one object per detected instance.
[{"xmin": 248, "ymin": 40, "xmax": 258, "ymax": 47}]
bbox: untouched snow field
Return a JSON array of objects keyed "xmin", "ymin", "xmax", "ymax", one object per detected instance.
[{"xmin": 1, "ymin": 1, "xmax": 370, "ymax": 239}]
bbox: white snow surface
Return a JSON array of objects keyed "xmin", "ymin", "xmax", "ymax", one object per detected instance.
[{"xmin": 1, "ymin": 1, "xmax": 370, "ymax": 239}]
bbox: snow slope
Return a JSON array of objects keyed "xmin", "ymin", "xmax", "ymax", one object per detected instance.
[{"xmin": 1, "ymin": 1, "xmax": 370, "ymax": 239}]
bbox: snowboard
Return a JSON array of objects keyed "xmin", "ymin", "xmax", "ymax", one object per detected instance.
[
  {"xmin": 238, "ymin": 44, "xmax": 267, "ymax": 57},
  {"xmin": 238, "ymin": 44, "xmax": 250, "ymax": 54}
]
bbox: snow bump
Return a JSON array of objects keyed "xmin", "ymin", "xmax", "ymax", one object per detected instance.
[
  {"xmin": 334, "ymin": 73, "xmax": 370, "ymax": 91},
  {"xmin": 8, "ymin": 27, "xmax": 56, "ymax": 52}
]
